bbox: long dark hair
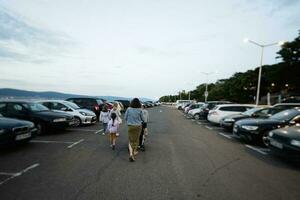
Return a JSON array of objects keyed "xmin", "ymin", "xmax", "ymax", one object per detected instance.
[
  {"xmin": 111, "ymin": 112, "xmax": 117, "ymax": 126},
  {"xmin": 102, "ymin": 105, "xmax": 108, "ymax": 112},
  {"xmin": 130, "ymin": 98, "xmax": 142, "ymax": 108}
]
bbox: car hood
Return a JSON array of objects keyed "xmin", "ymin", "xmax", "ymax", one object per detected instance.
[
  {"xmin": 224, "ymin": 114, "xmax": 246, "ymax": 120},
  {"xmin": 32, "ymin": 111, "xmax": 73, "ymax": 120},
  {"xmin": 76, "ymin": 109, "xmax": 96, "ymax": 116},
  {"xmin": 0, "ymin": 117, "xmax": 33, "ymax": 129},
  {"xmin": 236, "ymin": 118, "xmax": 284, "ymax": 126},
  {"xmin": 272, "ymin": 126, "xmax": 300, "ymax": 140}
]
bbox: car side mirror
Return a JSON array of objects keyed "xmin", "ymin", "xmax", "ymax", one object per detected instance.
[{"xmin": 61, "ymin": 107, "xmax": 67, "ymax": 111}]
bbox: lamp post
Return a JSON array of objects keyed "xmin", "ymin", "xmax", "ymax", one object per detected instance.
[
  {"xmin": 244, "ymin": 38, "xmax": 285, "ymax": 105},
  {"xmin": 201, "ymin": 72, "xmax": 216, "ymax": 103}
]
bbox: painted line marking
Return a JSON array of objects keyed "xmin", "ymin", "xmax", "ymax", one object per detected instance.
[
  {"xmin": 67, "ymin": 139, "xmax": 84, "ymax": 149},
  {"xmin": 67, "ymin": 128, "xmax": 99, "ymax": 132},
  {"xmin": 95, "ymin": 129, "xmax": 103, "ymax": 134},
  {"xmin": 218, "ymin": 132, "xmax": 233, "ymax": 140},
  {"xmin": 0, "ymin": 163, "xmax": 40, "ymax": 186},
  {"xmin": 205, "ymin": 126, "xmax": 213, "ymax": 130},
  {"xmin": 245, "ymin": 145, "xmax": 269, "ymax": 155},
  {"xmin": 31, "ymin": 140, "xmax": 74, "ymax": 144}
]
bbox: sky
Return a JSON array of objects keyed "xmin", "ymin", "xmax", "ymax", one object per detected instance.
[{"xmin": 0, "ymin": 0, "xmax": 299, "ymax": 99}]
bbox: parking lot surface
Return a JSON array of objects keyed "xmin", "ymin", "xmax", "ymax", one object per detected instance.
[{"xmin": 1, "ymin": 106, "xmax": 300, "ymax": 200}]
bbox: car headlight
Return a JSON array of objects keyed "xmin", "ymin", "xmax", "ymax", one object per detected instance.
[
  {"xmin": 79, "ymin": 112, "xmax": 87, "ymax": 116},
  {"xmin": 53, "ymin": 118, "xmax": 66, "ymax": 122},
  {"xmin": 290, "ymin": 140, "xmax": 300, "ymax": 147},
  {"xmin": 0, "ymin": 129, "xmax": 5, "ymax": 135},
  {"xmin": 224, "ymin": 118, "xmax": 235, "ymax": 122},
  {"xmin": 241, "ymin": 125, "xmax": 259, "ymax": 131},
  {"xmin": 268, "ymin": 131, "xmax": 274, "ymax": 137}
]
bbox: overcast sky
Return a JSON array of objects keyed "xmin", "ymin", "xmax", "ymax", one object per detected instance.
[{"xmin": 0, "ymin": 0, "xmax": 299, "ymax": 99}]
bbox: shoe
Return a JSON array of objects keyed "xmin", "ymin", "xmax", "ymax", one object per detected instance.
[
  {"xmin": 112, "ymin": 145, "xmax": 115, "ymax": 150},
  {"xmin": 129, "ymin": 156, "xmax": 135, "ymax": 162}
]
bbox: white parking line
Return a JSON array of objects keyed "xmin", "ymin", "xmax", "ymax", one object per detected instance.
[
  {"xmin": 0, "ymin": 163, "xmax": 40, "ymax": 186},
  {"xmin": 95, "ymin": 129, "xmax": 103, "ymax": 134},
  {"xmin": 218, "ymin": 132, "xmax": 233, "ymax": 140},
  {"xmin": 205, "ymin": 126, "xmax": 213, "ymax": 130},
  {"xmin": 245, "ymin": 145, "xmax": 269, "ymax": 155},
  {"xmin": 67, "ymin": 139, "xmax": 84, "ymax": 149}
]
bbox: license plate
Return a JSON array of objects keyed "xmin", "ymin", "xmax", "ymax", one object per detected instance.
[
  {"xmin": 16, "ymin": 133, "xmax": 31, "ymax": 141},
  {"xmin": 270, "ymin": 140, "xmax": 283, "ymax": 149}
]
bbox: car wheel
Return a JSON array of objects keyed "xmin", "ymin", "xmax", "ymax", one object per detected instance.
[
  {"xmin": 194, "ymin": 114, "xmax": 200, "ymax": 120},
  {"xmin": 262, "ymin": 132, "xmax": 270, "ymax": 147},
  {"xmin": 36, "ymin": 122, "xmax": 46, "ymax": 135},
  {"xmin": 74, "ymin": 117, "xmax": 81, "ymax": 127}
]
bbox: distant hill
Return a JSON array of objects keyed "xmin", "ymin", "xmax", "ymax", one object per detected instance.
[{"xmin": 0, "ymin": 88, "xmax": 154, "ymax": 102}]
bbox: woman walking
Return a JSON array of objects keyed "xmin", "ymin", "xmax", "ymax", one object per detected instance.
[
  {"xmin": 107, "ymin": 113, "xmax": 120, "ymax": 150},
  {"xmin": 125, "ymin": 98, "xmax": 145, "ymax": 162}
]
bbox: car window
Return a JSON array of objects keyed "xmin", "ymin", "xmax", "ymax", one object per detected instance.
[
  {"xmin": 51, "ymin": 102, "xmax": 67, "ymax": 110},
  {"xmin": 270, "ymin": 109, "xmax": 300, "ymax": 121},
  {"xmin": 23, "ymin": 103, "xmax": 49, "ymax": 112},
  {"xmin": 0, "ymin": 103, "xmax": 6, "ymax": 113}
]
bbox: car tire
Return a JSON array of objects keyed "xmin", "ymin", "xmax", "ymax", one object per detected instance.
[
  {"xmin": 194, "ymin": 114, "xmax": 200, "ymax": 120},
  {"xmin": 36, "ymin": 122, "xmax": 46, "ymax": 135},
  {"xmin": 74, "ymin": 117, "xmax": 81, "ymax": 127}
]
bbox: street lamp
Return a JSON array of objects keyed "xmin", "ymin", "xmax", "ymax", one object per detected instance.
[
  {"xmin": 244, "ymin": 38, "xmax": 285, "ymax": 105},
  {"xmin": 201, "ymin": 71, "xmax": 217, "ymax": 103}
]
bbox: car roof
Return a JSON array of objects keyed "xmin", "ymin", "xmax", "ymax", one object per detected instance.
[
  {"xmin": 215, "ymin": 104, "xmax": 255, "ymax": 107},
  {"xmin": 0, "ymin": 100, "xmax": 36, "ymax": 103}
]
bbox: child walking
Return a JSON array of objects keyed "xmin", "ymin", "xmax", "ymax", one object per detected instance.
[
  {"xmin": 107, "ymin": 113, "xmax": 120, "ymax": 150},
  {"xmin": 99, "ymin": 106, "xmax": 110, "ymax": 135}
]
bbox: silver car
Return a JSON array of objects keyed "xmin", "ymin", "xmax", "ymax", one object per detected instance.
[{"xmin": 38, "ymin": 100, "xmax": 96, "ymax": 127}]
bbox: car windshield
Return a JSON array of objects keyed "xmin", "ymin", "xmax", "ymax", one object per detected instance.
[
  {"xmin": 23, "ymin": 103, "xmax": 49, "ymax": 112},
  {"xmin": 242, "ymin": 107, "xmax": 263, "ymax": 116},
  {"xmin": 64, "ymin": 101, "xmax": 80, "ymax": 109},
  {"xmin": 270, "ymin": 109, "xmax": 300, "ymax": 121}
]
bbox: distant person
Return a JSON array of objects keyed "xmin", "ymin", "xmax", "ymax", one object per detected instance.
[
  {"xmin": 125, "ymin": 98, "xmax": 145, "ymax": 162},
  {"xmin": 99, "ymin": 105, "xmax": 110, "ymax": 135},
  {"xmin": 109, "ymin": 102, "xmax": 122, "ymax": 136},
  {"xmin": 107, "ymin": 112, "xmax": 120, "ymax": 150},
  {"xmin": 139, "ymin": 105, "xmax": 149, "ymax": 151}
]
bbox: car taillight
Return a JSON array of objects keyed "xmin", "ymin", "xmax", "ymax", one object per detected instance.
[{"xmin": 94, "ymin": 105, "xmax": 99, "ymax": 111}]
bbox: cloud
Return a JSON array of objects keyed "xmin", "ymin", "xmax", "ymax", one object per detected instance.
[{"xmin": 0, "ymin": 6, "xmax": 75, "ymax": 63}]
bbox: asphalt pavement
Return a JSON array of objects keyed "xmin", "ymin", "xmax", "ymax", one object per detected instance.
[{"xmin": 1, "ymin": 106, "xmax": 300, "ymax": 200}]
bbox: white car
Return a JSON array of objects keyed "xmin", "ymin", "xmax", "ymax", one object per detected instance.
[
  {"xmin": 186, "ymin": 103, "xmax": 205, "ymax": 115},
  {"xmin": 39, "ymin": 100, "xmax": 97, "ymax": 127},
  {"xmin": 175, "ymin": 100, "xmax": 193, "ymax": 109},
  {"xmin": 207, "ymin": 104, "xmax": 255, "ymax": 124}
]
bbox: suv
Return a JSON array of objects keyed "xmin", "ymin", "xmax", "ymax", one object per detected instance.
[
  {"xmin": 66, "ymin": 98, "xmax": 104, "ymax": 120},
  {"xmin": 197, "ymin": 101, "xmax": 231, "ymax": 120},
  {"xmin": 0, "ymin": 101, "xmax": 74, "ymax": 135}
]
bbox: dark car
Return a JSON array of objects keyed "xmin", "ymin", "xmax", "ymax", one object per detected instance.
[
  {"xmin": 66, "ymin": 98, "xmax": 104, "ymax": 120},
  {"xmin": 115, "ymin": 100, "xmax": 130, "ymax": 111},
  {"xmin": 0, "ymin": 101, "xmax": 74, "ymax": 135},
  {"xmin": 0, "ymin": 116, "xmax": 37, "ymax": 146},
  {"xmin": 233, "ymin": 109, "xmax": 300, "ymax": 146},
  {"xmin": 220, "ymin": 106, "xmax": 283, "ymax": 131},
  {"xmin": 267, "ymin": 125, "xmax": 300, "ymax": 158},
  {"xmin": 198, "ymin": 101, "xmax": 231, "ymax": 120}
]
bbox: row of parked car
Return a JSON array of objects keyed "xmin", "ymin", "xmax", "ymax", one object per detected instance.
[
  {"xmin": 0, "ymin": 97, "xmax": 160, "ymax": 147},
  {"xmin": 176, "ymin": 100, "xmax": 300, "ymax": 158}
]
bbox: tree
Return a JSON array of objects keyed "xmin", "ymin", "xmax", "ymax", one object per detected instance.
[{"xmin": 277, "ymin": 30, "xmax": 300, "ymax": 65}]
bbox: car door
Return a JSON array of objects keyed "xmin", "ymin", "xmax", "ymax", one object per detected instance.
[{"xmin": 6, "ymin": 103, "xmax": 30, "ymax": 121}]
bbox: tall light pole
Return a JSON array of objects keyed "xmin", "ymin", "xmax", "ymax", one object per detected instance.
[
  {"xmin": 201, "ymin": 72, "xmax": 216, "ymax": 103},
  {"xmin": 244, "ymin": 38, "xmax": 285, "ymax": 105}
]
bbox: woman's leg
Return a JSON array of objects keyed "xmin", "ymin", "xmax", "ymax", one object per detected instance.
[{"xmin": 112, "ymin": 133, "xmax": 116, "ymax": 146}]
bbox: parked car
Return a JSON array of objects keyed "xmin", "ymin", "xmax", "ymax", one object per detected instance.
[
  {"xmin": 0, "ymin": 116, "xmax": 37, "ymax": 146},
  {"xmin": 187, "ymin": 104, "xmax": 206, "ymax": 119},
  {"xmin": 175, "ymin": 100, "xmax": 193, "ymax": 110},
  {"xmin": 0, "ymin": 101, "xmax": 74, "ymax": 135},
  {"xmin": 207, "ymin": 104, "xmax": 255, "ymax": 124},
  {"xmin": 268, "ymin": 125, "xmax": 300, "ymax": 158},
  {"xmin": 233, "ymin": 109, "xmax": 300, "ymax": 146},
  {"xmin": 66, "ymin": 98, "xmax": 104, "ymax": 120},
  {"xmin": 39, "ymin": 100, "xmax": 96, "ymax": 127},
  {"xmin": 273, "ymin": 103, "xmax": 300, "ymax": 109},
  {"xmin": 198, "ymin": 101, "xmax": 231, "ymax": 120},
  {"xmin": 220, "ymin": 106, "xmax": 279, "ymax": 131},
  {"xmin": 185, "ymin": 103, "xmax": 204, "ymax": 114},
  {"xmin": 115, "ymin": 100, "xmax": 130, "ymax": 111}
]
